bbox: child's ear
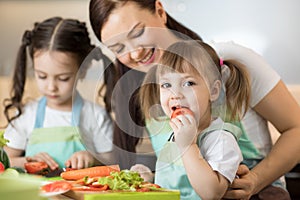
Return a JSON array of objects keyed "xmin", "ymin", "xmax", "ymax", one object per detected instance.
[{"xmin": 210, "ymin": 80, "xmax": 221, "ymax": 101}]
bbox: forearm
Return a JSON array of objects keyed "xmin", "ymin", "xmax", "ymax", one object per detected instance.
[
  {"xmin": 9, "ymin": 156, "xmax": 27, "ymax": 168},
  {"xmin": 181, "ymin": 144, "xmax": 228, "ymax": 199},
  {"xmin": 251, "ymin": 128, "xmax": 300, "ymax": 193}
]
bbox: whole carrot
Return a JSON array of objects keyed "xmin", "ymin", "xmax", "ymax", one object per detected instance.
[{"xmin": 61, "ymin": 165, "xmax": 120, "ymax": 180}]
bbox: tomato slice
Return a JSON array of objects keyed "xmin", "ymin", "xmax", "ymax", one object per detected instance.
[
  {"xmin": 41, "ymin": 181, "xmax": 73, "ymax": 193},
  {"xmin": 171, "ymin": 108, "xmax": 194, "ymax": 119},
  {"xmin": 24, "ymin": 161, "xmax": 49, "ymax": 174},
  {"xmin": 0, "ymin": 162, "xmax": 5, "ymax": 173}
]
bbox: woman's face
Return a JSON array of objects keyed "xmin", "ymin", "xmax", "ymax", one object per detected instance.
[{"xmin": 101, "ymin": 1, "xmax": 178, "ymax": 72}]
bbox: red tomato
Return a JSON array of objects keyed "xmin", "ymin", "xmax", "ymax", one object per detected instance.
[
  {"xmin": 24, "ymin": 161, "xmax": 49, "ymax": 174},
  {"xmin": 0, "ymin": 162, "xmax": 5, "ymax": 173},
  {"xmin": 171, "ymin": 108, "xmax": 194, "ymax": 119},
  {"xmin": 41, "ymin": 181, "xmax": 72, "ymax": 193}
]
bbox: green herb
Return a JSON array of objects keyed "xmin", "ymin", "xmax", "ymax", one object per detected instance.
[
  {"xmin": 98, "ymin": 169, "xmax": 144, "ymax": 191},
  {"xmin": 0, "ymin": 130, "xmax": 9, "ymax": 148}
]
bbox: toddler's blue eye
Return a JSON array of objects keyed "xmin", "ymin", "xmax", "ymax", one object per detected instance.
[
  {"xmin": 183, "ymin": 81, "xmax": 195, "ymax": 87},
  {"xmin": 161, "ymin": 83, "xmax": 171, "ymax": 88}
]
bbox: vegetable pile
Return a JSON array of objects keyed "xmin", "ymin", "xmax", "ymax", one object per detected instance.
[{"xmin": 42, "ymin": 166, "xmax": 161, "ymax": 193}]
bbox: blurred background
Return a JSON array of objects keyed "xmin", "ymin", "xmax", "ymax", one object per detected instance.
[{"xmin": 1, "ymin": 0, "xmax": 300, "ymax": 124}]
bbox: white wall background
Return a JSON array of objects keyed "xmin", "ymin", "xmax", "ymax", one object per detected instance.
[{"xmin": 0, "ymin": 0, "xmax": 299, "ymax": 84}]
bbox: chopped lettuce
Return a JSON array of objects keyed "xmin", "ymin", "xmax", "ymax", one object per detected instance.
[
  {"xmin": 0, "ymin": 130, "xmax": 9, "ymax": 148},
  {"xmin": 98, "ymin": 169, "xmax": 144, "ymax": 191}
]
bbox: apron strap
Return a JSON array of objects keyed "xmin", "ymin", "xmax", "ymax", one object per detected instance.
[
  {"xmin": 34, "ymin": 91, "xmax": 83, "ymax": 128},
  {"xmin": 34, "ymin": 97, "xmax": 47, "ymax": 128},
  {"xmin": 198, "ymin": 122, "xmax": 242, "ymax": 144},
  {"xmin": 71, "ymin": 91, "xmax": 83, "ymax": 126}
]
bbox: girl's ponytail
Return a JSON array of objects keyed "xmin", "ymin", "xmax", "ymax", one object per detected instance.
[
  {"xmin": 223, "ymin": 59, "xmax": 251, "ymax": 121},
  {"xmin": 4, "ymin": 30, "xmax": 31, "ymax": 124}
]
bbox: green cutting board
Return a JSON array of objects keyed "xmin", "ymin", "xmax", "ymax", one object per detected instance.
[{"xmin": 64, "ymin": 189, "xmax": 180, "ymax": 200}]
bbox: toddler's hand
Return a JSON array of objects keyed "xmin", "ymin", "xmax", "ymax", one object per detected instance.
[
  {"xmin": 65, "ymin": 151, "xmax": 94, "ymax": 169},
  {"xmin": 26, "ymin": 152, "xmax": 59, "ymax": 170},
  {"xmin": 170, "ymin": 114, "xmax": 198, "ymax": 151},
  {"xmin": 130, "ymin": 164, "xmax": 154, "ymax": 183}
]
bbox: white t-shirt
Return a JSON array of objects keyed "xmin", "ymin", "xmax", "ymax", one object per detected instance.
[
  {"xmin": 211, "ymin": 41, "xmax": 281, "ymax": 157},
  {"xmin": 4, "ymin": 98, "xmax": 113, "ymax": 154},
  {"xmin": 199, "ymin": 118, "xmax": 243, "ymax": 182}
]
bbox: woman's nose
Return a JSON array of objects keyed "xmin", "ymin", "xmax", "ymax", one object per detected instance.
[{"xmin": 130, "ymin": 46, "xmax": 144, "ymax": 61}]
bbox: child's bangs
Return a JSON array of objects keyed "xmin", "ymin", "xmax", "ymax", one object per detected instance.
[{"xmin": 158, "ymin": 51, "xmax": 200, "ymax": 76}]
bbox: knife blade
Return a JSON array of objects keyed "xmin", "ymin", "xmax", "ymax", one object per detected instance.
[{"xmin": 45, "ymin": 168, "xmax": 65, "ymax": 178}]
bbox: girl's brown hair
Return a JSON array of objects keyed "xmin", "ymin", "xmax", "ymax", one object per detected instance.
[
  {"xmin": 140, "ymin": 40, "xmax": 251, "ymax": 122},
  {"xmin": 3, "ymin": 17, "xmax": 101, "ymax": 125}
]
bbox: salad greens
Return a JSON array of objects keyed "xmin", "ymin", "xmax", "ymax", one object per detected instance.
[
  {"xmin": 98, "ymin": 169, "xmax": 144, "ymax": 191},
  {"xmin": 0, "ymin": 130, "xmax": 9, "ymax": 148},
  {"xmin": 0, "ymin": 130, "xmax": 10, "ymax": 168}
]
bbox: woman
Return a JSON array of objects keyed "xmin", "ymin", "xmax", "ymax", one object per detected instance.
[{"xmin": 89, "ymin": 0, "xmax": 300, "ymax": 199}]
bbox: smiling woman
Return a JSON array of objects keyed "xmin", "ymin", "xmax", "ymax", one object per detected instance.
[{"xmin": 89, "ymin": 0, "xmax": 300, "ymax": 199}]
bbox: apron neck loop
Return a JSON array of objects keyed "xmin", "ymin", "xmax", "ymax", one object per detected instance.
[{"xmin": 34, "ymin": 91, "xmax": 83, "ymax": 128}]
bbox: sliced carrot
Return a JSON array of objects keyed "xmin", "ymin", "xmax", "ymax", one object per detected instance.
[{"xmin": 60, "ymin": 165, "xmax": 120, "ymax": 181}]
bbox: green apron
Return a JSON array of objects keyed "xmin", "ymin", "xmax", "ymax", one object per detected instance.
[
  {"xmin": 146, "ymin": 118, "xmax": 262, "ymax": 161},
  {"xmin": 154, "ymin": 122, "xmax": 242, "ymax": 200},
  {"xmin": 25, "ymin": 93, "xmax": 86, "ymax": 168}
]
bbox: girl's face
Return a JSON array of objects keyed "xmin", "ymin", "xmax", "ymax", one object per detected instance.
[
  {"xmin": 159, "ymin": 71, "xmax": 212, "ymax": 130},
  {"xmin": 33, "ymin": 51, "xmax": 79, "ymax": 111},
  {"xmin": 101, "ymin": 1, "xmax": 178, "ymax": 72}
]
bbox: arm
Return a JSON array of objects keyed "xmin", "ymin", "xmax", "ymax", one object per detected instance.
[
  {"xmin": 225, "ymin": 81, "xmax": 300, "ymax": 199},
  {"xmin": 182, "ymin": 144, "xmax": 229, "ymax": 200},
  {"xmin": 171, "ymin": 115, "xmax": 231, "ymax": 199},
  {"xmin": 251, "ymin": 81, "xmax": 300, "ymax": 192},
  {"xmin": 3, "ymin": 146, "xmax": 26, "ymax": 168},
  {"xmin": 4, "ymin": 145, "xmax": 59, "ymax": 170}
]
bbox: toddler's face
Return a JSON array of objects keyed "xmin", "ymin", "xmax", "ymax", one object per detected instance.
[
  {"xmin": 159, "ymin": 71, "xmax": 211, "ymax": 126},
  {"xmin": 33, "ymin": 51, "xmax": 79, "ymax": 111}
]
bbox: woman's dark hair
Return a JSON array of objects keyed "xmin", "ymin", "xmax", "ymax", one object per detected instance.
[
  {"xmin": 89, "ymin": 0, "xmax": 203, "ymax": 158},
  {"xmin": 3, "ymin": 17, "xmax": 97, "ymax": 125}
]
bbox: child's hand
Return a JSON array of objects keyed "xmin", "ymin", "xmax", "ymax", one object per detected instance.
[
  {"xmin": 26, "ymin": 152, "xmax": 59, "ymax": 170},
  {"xmin": 130, "ymin": 164, "xmax": 154, "ymax": 183},
  {"xmin": 170, "ymin": 114, "xmax": 198, "ymax": 151},
  {"xmin": 65, "ymin": 150, "xmax": 94, "ymax": 169}
]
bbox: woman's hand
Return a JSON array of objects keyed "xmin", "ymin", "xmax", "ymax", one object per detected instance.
[
  {"xmin": 170, "ymin": 114, "xmax": 198, "ymax": 151},
  {"xmin": 26, "ymin": 152, "xmax": 59, "ymax": 170},
  {"xmin": 223, "ymin": 164, "xmax": 258, "ymax": 199},
  {"xmin": 65, "ymin": 151, "xmax": 95, "ymax": 169},
  {"xmin": 130, "ymin": 164, "xmax": 154, "ymax": 183}
]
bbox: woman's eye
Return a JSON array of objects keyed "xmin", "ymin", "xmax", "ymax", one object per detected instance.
[
  {"xmin": 131, "ymin": 27, "xmax": 144, "ymax": 38},
  {"xmin": 161, "ymin": 83, "xmax": 171, "ymax": 89},
  {"xmin": 115, "ymin": 45, "xmax": 125, "ymax": 54},
  {"xmin": 183, "ymin": 81, "xmax": 196, "ymax": 87}
]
